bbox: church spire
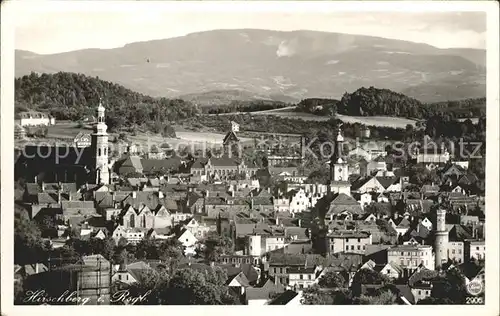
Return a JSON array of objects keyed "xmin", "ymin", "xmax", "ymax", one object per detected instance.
[
  {"xmin": 92, "ymin": 98, "xmax": 109, "ymax": 185},
  {"xmin": 336, "ymin": 124, "xmax": 344, "ymax": 142},
  {"xmin": 330, "ymin": 124, "xmax": 349, "ymax": 183}
]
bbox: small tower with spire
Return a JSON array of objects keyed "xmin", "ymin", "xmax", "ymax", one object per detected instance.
[
  {"xmin": 330, "ymin": 125, "xmax": 349, "ymax": 182},
  {"xmin": 91, "ymin": 98, "xmax": 110, "ymax": 184}
]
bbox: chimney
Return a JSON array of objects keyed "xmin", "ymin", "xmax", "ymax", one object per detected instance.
[
  {"xmin": 57, "ymin": 189, "xmax": 62, "ymax": 204},
  {"xmin": 158, "ymin": 191, "xmax": 164, "ymax": 199},
  {"xmin": 231, "ymin": 190, "xmax": 235, "ymax": 197},
  {"xmin": 205, "ymin": 190, "xmax": 209, "ymax": 198},
  {"xmin": 41, "ymin": 181, "xmax": 46, "ymax": 192},
  {"xmin": 298, "ymin": 219, "xmax": 302, "ymax": 228},
  {"xmin": 132, "ymin": 191, "xmax": 137, "ymax": 199},
  {"xmin": 267, "ymin": 187, "xmax": 271, "ymax": 194},
  {"xmin": 34, "ymin": 175, "xmax": 38, "ymax": 184},
  {"xmin": 111, "ymin": 191, "xmax": 116, "ymax": 203},
  {"xmin": 251, "ymin": 198, "xmax": 254, "ymax": 210},
  {"xmin": 275, "ymin": 215, "xmax": 279, "ymax": 226}
]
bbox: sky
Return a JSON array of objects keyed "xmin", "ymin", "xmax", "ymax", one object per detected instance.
[{"xmin": 14, "ymin": 3, "xmax": 487, "ymax": 54}]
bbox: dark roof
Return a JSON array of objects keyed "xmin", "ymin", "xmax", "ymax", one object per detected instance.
[
  {"xmin": 246, "ymin": 279, "xmax": 285, "ymax": 300},
  {"xmin": 191, "ymin": 156, "xmax": 240, "ymax": 169},
  {"xmin": 328, "ymin": 231, "xmax": 371, "ymax": 238},
  {"xmin": 448, "ymin": 224, "xmax": 473, "ymax": 242},
  {"xmin": 219, "ymin": 263, "xmax": 259, "ymax": 284},
  {"xmin": 456, "ymin": 262, "xmax": 483, "ymax": 280},
  {"xmin": 376, "ymin": 176, "xmax": 399, "ymax": 189},
  {"xmin": 421, "ymin": 185, "xmax": 439, "ymax": 193},
  {"xmin": 223, "ymin": 131, "xmax": 240, "ymax": 144},
  {"xmin": 395, "ymin": 285, "xmax": 415, "ymax": 304},
  {"xmin": 326, "ymin": 193, "xmax": 363, "ymax": 216},
  {"xmin": 268, "ymin": 253, "xmax": 307, "ymax": 266},
  {"xmin": 141, "ymin": 157, "xmax": 184, "ymax": 173},
  {"xmin": 16, "ymin": 111, "xmax": 51, "ymax": 119},
  {"xmin": 287, "ymin": 266, "xmax": 316, "ymax": 274},
  {"xmin": 268, "ymin": 290, "xmax": 299, "ymax": 305}
]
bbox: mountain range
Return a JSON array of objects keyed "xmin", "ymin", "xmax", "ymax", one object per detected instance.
[{"xmin": 15, "ymin": 29, "xmax": 486, "ymax": 104}]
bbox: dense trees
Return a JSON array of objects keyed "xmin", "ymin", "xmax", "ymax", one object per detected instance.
[
  {"xmin": 201, "ymin": 232, "xmax": 234, "ymax": 262},
  {"xmin": 116, "ymin": 266, "xmax": 238, "ymax": 305},
  {"xmin": 301, "ymin": 285, "xmax": 352, "ymax": 305},
  {"xmin": 15, "ymin": 72, "xmax": 199, "ymax": 132},
  {"xmin": 350, "ymin": 269, "xmax": 391, "ymax": 297},
  {"xmin": 205, "ymin": 100, "xmax": 291, "ymax": 114},
  {"xmin": 165, "ymin": 267, "xmax": 238, "ymax": 304},
  {"xmin": 336, "ymin": 86, "xmax": 485, "ymax": 119},
  {"xmin": 357, "ymin": 290, "xmax": 398, "ymax": 305},
  {"xmin": 296, "ymin": 98, "xmax": 339, "ymax": 116},
  {"xmin": 317, "ymin": 271, "xmax": 346, "ymax": 288},
  {"xmin": 14, "ymin": 214, "xmax": 49, "ymax": 265}
]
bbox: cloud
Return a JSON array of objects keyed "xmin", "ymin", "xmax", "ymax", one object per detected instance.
[{"xmin": 276, "ymin": 40, "xmax": 297, "ymax": 57}]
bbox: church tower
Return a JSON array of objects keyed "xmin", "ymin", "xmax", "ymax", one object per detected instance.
[
  {"xmin": 330, "ymin": 126, "xmax": 349, "ymax": 182},
  {"xmin": 91, "ymin": 99, "xmax": 110, "ymax": 184},
  {"xmin": 434, "ymin": 208, "xmax": 449, "ymax": 269}
]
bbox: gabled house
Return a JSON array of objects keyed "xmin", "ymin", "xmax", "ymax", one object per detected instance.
[
  {"xmin": 112, "ymin": 261, "xmax": 154, "ymax": 285},
  {"xmin": 176, "ymin": 228, "xmax": 198, "ymax": 255},
  {"xmin": 227, "ymin": 271, "xmax": 251, "ymax": 298},
  {"xmin": 112, "ymin": 226, "xmax": 147, "ymax": 245},
  {"xmin": 325, "ymin": 193, "xmax": 364, "ymax": 221},
  {"xmin": 73, "ymin": 132, "xmax": 92, "ymax": 148},
  {"xmin": 373, "ymin": 262, "xmax": 403, "ymax": 280},
  {"xmin": 367, "ymin": 156, "xmax": 387, "ymax": 175},
  {"xmin": 245, "ymin": 279, "xmax": 285, "ymax": 305},
  {"xmin": 352, "ymin": 177, "xmax": 386, "ymax": 194},
  {"xmin": 376, "ymin": 176, "xmax": 401, "ymax": 193},
  {"xmin": 288, "ymin": 266, "xmax": 322, "ymax": 289},
  {"xmin": 393, "ymin": 218, "xmax": 411, "ymax": 237}
]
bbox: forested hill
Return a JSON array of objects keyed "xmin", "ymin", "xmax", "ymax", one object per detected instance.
[
  {"xmin": 15, "ymin": 72, "xmax": 200, "ymax": 130},
  {"xmin": 336, "ymin": 86, "xmax": 485, "ymax": 119}
]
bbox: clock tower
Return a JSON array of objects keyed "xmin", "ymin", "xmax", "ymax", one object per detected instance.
[
  {"xmin": 91, "ymin": 99, "xmax": 110, "ymax": 184},
  {"xmin": 330, "ymin": 126, "xmax": 349, "ymax": 182}
]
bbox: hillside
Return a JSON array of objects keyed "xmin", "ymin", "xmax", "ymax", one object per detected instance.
[
  {"xmin": 15, "ymin": 72, "xmax": 199, "ymax": 133},
  {"xmin": 336, "ymin": 87, "xmax": 486, "ymax": 119},
  {"xmin": 178, "ymin": 89, "xmax": 297, "ymax": 107},
  {"xmin": 15, "ymin": 29, "xmax": 486, "ymax": 103}
]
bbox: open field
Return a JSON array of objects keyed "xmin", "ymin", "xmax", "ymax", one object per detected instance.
[
  {"xmin": 26, "ymin": 121, "xmax": 253, "ymax": 151},
  {"xmin": 253, "ymin": 110, "xmax": 416, "ymax": 128},
  {"xmin": 47, "ymin": 121, "xmax": 93, "ymax": 139},
  {"xmin": 128, "ymin": 131, "xmax": 253, "ymax": 150},
  {"xmin": 335, "ymin": 114, "xmax": 416, "ymax": 128}
]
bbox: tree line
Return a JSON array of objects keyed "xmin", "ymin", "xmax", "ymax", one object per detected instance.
[
  {"xmin": 297, "ymin": 87, "xmax": 485, "ymax": 119},
  {"xmin": 204, "ymin": 100, "xmax": 292, "ymax": 114},
  {"xmin": 15, "ymin": 72, "xmax": 199, "ymax": 132}
]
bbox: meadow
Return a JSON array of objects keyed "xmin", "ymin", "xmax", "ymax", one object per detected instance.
[{"xmin": 253, "ymin": 111, "xmax": 417, "ymax": 128}]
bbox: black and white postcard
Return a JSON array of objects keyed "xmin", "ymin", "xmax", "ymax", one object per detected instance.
[{"xmin": 1, "ymin": 1, "xmax": 499, "ymax": 315}]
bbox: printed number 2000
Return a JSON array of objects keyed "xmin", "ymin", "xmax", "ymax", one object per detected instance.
[{"xmin": 466, "ymin": 297, "xmax": 484, "ymax": 304}]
